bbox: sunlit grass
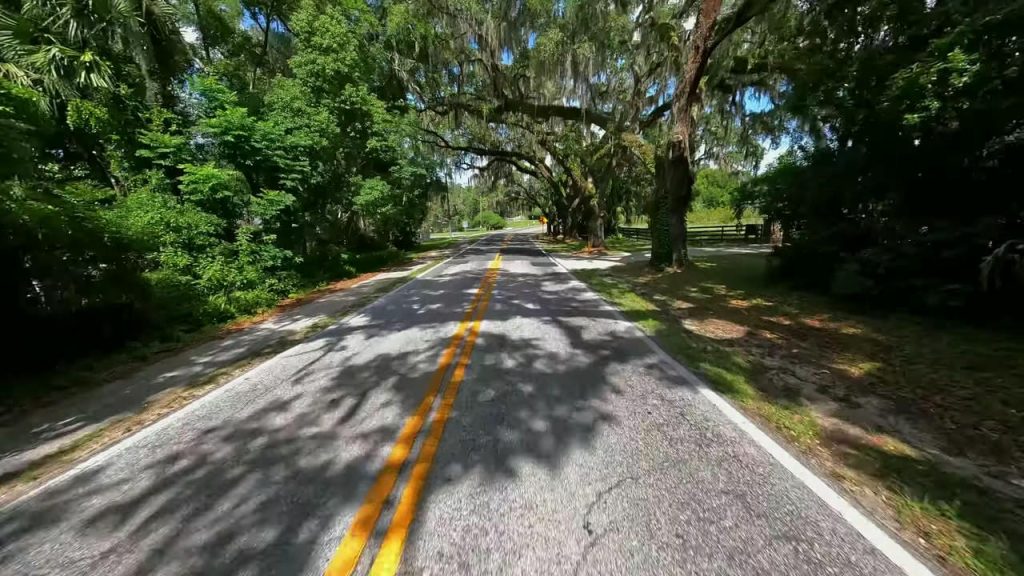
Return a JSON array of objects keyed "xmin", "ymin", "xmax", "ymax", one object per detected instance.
[
  {"xmin": 538, "ymin": 235, "xmax": 652, "ymax": 254},
  {"xmin": 575, "ymin": 253, "xmax": 1024, "ymax": 576},
  {"xmin": 578, "ymin": 271, "xmax": 821, "ymax": 449}
]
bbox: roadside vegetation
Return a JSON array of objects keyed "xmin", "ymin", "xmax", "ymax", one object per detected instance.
[
  {"xmin": 565, "ymin": 242, "xmax": 1024, "ymax": 576},
  {"xmin": 2, "ymin": 0, "xmax": 1020, "ymax": 572}
]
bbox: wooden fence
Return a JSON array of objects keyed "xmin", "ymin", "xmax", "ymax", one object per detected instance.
[{"xmin": 619, "ymin": 221, "xmax": 770, "ymax": 244}]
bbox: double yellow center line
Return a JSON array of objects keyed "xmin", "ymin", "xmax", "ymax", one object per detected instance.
[{"xmin": 325, "ymin": 242, "xmax": 508, "ymax": 576}]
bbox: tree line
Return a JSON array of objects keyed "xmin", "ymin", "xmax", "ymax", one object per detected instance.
[
  {"xmin": 1, "ymin": 0, "xmax": 440, "ymax": 376},
  {"xmin": 405, "ymin": 0, "xmax": 1022, "ymax": 312},
  {"xmin": 2, "ymin": 0, "xmax": 1021, "ymax": 379},
  {"xmin": 741, "ymin": 0, "xmax": 1024, "ymax": 313}
]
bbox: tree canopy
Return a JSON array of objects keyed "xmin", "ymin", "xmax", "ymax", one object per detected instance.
[
  {"xmin": 0, "ymin": 0, "xmax": 440, "ymax": 375},
  {"xmin": 1, "ymin": 0, "xmax": 1021, "ymax": 376}
]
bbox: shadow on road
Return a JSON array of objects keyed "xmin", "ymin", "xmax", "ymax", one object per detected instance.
[{"xmin": 0, "ymin": 235, "xmax": 679, "ymax": 575}]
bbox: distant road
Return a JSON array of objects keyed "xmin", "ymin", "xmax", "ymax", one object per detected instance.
[{"xmin": 0, "ymin": 230, "xmax": 926, "ymax": 575}]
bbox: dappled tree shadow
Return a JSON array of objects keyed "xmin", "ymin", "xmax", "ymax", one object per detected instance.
[
  {"xmin": 0, "ymin": 236, "xmax": 681, "ymax": 575},
  {"xmin": 586, "ymin": 255, "xmax": 1024, "ymax": 573},
  {"xmin": 604, "ymin": 258, "xmax": 1022, "ymax": 470},
  {"xmin": 823, "ymin": 427, "xmax": 1024, "ymax": 573},
  {"xmin": 0, "ymin": 257, "xmax": 432, "ymax": 484}
]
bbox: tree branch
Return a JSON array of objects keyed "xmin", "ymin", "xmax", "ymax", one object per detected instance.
[
  {"xmin": 710, "ymin": 0, "xmax": 776, "ymax": 53},
  {"xmin": 434, "ymin": 96, "xmax": 615, "ymax": 129},
  {"xmin": 419, "ymin": 126, "xmax": 559, "ymax": 187},
  {"xmin": 641, "ymin": 99, "xmax": 674, "ymax": 131}
]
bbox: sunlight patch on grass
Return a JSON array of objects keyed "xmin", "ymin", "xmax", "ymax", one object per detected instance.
[
  {"xmin": 830, "ymin": 357, "xmax": 883, "ymax": 379},
  {"xmin": 537, "ymin": 235, "xmax": 651, "ymax": 255},
  {"xmin": 575, "ymin": 253, "xmax": 1024, "ymax": 576},
  {"xmin": 578, "ymin": 270, "xmax": 821, "ymax": 450}
]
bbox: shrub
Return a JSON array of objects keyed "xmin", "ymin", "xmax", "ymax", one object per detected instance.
[
  {"xmin": 144, "ymin": 269, "xmax": 204, "ymax": 332},
  {"xmin": 473, "ymin": 211, "xmax": 506, "ymax": 230},
  {"xmin": 2, "ymin": 182, "xmax": 153, "ymax": 374},
  {"xmin": 352, "ymin": 248, "xmax": 406, "ymax": 273},
  {"xmin": 692, "ymin": 168, "xmax": 740, "ymax": 211}
]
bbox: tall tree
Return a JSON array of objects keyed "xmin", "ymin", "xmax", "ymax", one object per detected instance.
[{"xmin": 384, "ymin": 0, "xmax": 780, "ymax": 257}]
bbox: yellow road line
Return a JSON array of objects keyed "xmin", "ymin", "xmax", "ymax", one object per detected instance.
[
  {"xmin": 323, "ymin": 253, "xmax": 503, "ymax": 576},
  {"xmin": 368, "ymin": 255, "xmax": 503, "ymax": 576}
]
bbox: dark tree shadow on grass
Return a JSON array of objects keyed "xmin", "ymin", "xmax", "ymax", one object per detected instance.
[{"xmin": 575, "ymin": 255, "xmax": 1024, "ymax": 574}]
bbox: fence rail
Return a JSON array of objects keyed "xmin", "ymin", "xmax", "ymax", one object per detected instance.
[{"xmin": 619, "ymin": 221, "xmax": 769, "ymax": 244}]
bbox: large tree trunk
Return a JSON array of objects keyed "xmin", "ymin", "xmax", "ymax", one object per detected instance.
[
  {"xmin": 665, "ymin": 144, "xmax": 693, "ymax": 266},
  {"xmin": 583, "ymin": 179, "xmax": 605, "ymax": 250},
  {"xmin": 650, "ymin": 0, "xmax": 724, "ymax": 269},
  {"xmin": 586, "ymin": 203, "xmax": 605, "ymax": 250},
  {"xmin": 649, "ymin": 159, "xmax": 672, "ymax": 266},
  {"xmin": 191, "ymin": 0, "xmax": 213, "ymax": 63},
  {"xmin": 565, "ymin": 191, "xmax": 584, "ymax": 239},
  {"xmin": 555, "ymin": 204, "xmax": 569, "ymax": 239}
]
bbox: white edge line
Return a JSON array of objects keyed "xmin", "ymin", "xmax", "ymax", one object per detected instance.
[
  {"xmin": 532, "ymin": 238, "xmax": 936, "ymax": 576},
  {"xmin": 2, "ymin": 234, "xmax": 498, "ymax": 512}
]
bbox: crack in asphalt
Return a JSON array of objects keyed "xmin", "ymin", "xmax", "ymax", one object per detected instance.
[
  {"xmin": 574, "ymin": 476, "xmax": 637, "ymax": 575},
  {"xmin": 573, "ymin": 527, "xmax": 615, "ymax": 576},
  {"xmin": 582, "ymin": 475, "xmax": 636, "ymax": 537}
]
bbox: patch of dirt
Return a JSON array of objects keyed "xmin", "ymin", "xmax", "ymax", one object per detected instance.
[
  {"xmin": 680, "ymin": 317, "xmax": 749, "ymax": 340},
  {"xmin": 742, "ymin": 333, "xmax": 1024, "ymax": 497}
]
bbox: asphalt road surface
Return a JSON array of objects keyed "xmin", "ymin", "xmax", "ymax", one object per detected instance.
[{"xmin": 0, "ymin": 231, "xmax": 926, "ymax": 575}]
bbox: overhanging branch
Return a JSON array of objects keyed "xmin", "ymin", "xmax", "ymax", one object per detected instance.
[
  {"xmin": 430, "ymin": 96, "xmax": 615, "ymax": 130},
  {"xmin": 711, "ymin": 0, "xmax": 777, "ymax": 53}
]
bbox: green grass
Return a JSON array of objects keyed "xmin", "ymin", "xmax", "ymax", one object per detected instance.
[
  {"xmin": 504, "ymin": 218, "xmax": 542, "ymax": 229},
  {"xmin": 428, "ymin": 219, "xmax": 539, "ymax": 240},
  {"xmin": 574, "ymin": 252, "xmax": 1024, "ymax": 576},
  {"xmin": 428, "ymin": 228, "xmax": 488, "ymax": 239},
  {"xmin": 409, "ymin": 236, "xmax": 463, "ymax": 254},
  {"xmin": 626, "ymin": 206, "xmax": 762, "ymax": 227},
  {"xmin": 539, "ymin": 235, "xmax": 652, "ymax": 254}
]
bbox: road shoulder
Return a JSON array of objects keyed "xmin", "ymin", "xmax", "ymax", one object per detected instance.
[
  {"xmin": 0, "ymin": 252, "xmax": 451, "ymax": 507},
  {"xmin": 534, "ymin": 236, "xmax": 944, "ymax": 576}
]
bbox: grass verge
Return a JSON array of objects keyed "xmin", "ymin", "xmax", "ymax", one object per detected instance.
[
  {"xmin": 565, "ymin": 245, "xmax": 1023, "ymax": 576},
  {"xmin": 538, "ymin": 234, "xmax": 652, "ymax": 254},
  {"xmin": 505, "ymin": 219, "xmax": 542, "ymax": 229}
]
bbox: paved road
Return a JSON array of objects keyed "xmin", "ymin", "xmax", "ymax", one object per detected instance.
[
  {"xmin": 0, "ymin": 257, "xmax": 432, "ymax": 484},
  {"xmin": 0, "ymin": 231, "xmax": 921, "ymax": 575}
]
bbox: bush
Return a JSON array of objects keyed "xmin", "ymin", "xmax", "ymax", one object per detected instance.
[
  {"xmin": 144, "ymin": 269, "xmax": 204, "ymax": 332},
  {"xmin": 1, "ymin": 182, "xmax": 153, "ymax": 374},
  {"xmin": 692, "ymin": 168, "xmax": 740, "ymax": 211},
  {"xmin": 473, "ymin": 211, "xmax": 506, "ymax": 230},
  {"xmin": 352, "ymin": 248, "xmax": 406, "ymax": 273}
]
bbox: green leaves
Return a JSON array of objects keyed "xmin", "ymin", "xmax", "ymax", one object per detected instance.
[
  {"xmin": 0, "ymin": 0, "xmax": 437, "ymax": 374},
  {"xmin": 692, "ymin": 168, "xmax": 741, "ymax": 211},
  {"xmin": 747, "ymin": 0, "xmax": 1024, "ymax": 316},
  {"xmin": 0, "ymin": 0, "xmax": 188, "ymax": 105},
  {"xmin": 179, "ymin": 163, "xmax": 250, "ymax": 221}
]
